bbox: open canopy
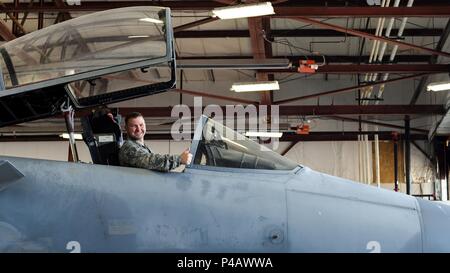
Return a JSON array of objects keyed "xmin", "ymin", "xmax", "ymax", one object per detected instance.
[{"xmin": 0, "ymin": 6, "xmax": 176, "ymax": 127}]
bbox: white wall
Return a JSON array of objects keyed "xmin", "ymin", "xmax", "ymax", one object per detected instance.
[
  {"xmin": 280, "ymin": 140, "xmax": 435, "ymax": 196},
  {"xmin": 282, "ymin": 141, "xmax": 361, "ymax": 182}
]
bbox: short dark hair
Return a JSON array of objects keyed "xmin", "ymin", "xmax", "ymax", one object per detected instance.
[{"xmin": 125, "ymin": 112, "xmax": 143, "ymax": 126}]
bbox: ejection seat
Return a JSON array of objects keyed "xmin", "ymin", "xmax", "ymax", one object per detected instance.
[{"xmin": 81, "ymin": 108, "xmax": 123, "ymax": 166}]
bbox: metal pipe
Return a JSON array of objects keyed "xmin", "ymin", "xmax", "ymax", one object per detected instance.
[
  {"xmin": 359, "ymin": 134, "xmax": 363, "ymax": 182},
  {"xmin": 365, "ymin": 129, "xmax": 371, "ymax": 184},
  {"xmin": 370, "ymin": 0, "xmax": 392, "ymax": 86},
  {"xmin": 362, "ymin": 134, "xmax": 367, "ymax": 183},
  {"xmin": 378, "ymin": 0, "xmax": 415, "ymax": 98},
  {"xmin": 361, "ymin": 137, "xmax": 364, "ymax": 183},
  {"xmin": 378, "ymin": 0, "xmax": 401, "ymax": 61},
  {"xmin": 366, "ymin": 0, "xmax": 391, "ymax": 103},
  {"xmin": 361, "ymin": 17, "xmax": 381, "ymax": 102},
  {"xmin": 405, "ymin": 116, "xmax": 411, "ymax": 195},
  {"xmin": 373, "ymin": 0, "xmax": 390, "ymax": 63},
  {"xmin": 387, "ymin": 0, "xmax": 415, "ymax": 60},
  {"xmin": 375, "ymin": 130, "xmax": 381, "ymax": 188},
  {"xmin": 62, "ymin": 110, "xmax": 79, "ymax": 162},
  {"xmin": 446, "ymin": 141, "xmax": 449, "ymax": 201},
  {"xmin": 394, "ymin": 137, "xmax": 399, "ymax": 192},
  {"xmin": 173, "ymin": 17, "xmax": 219, "ymax": 32},
  {"xmin": 362, "ymin": 123, "xmax": 368, "ymax": 184}
]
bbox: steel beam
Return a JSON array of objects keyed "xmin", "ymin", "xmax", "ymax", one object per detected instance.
[
  {"xmin": 0, "ymin": 1, "xmax": 223, "ymax": 11},
  {"xmin": 178, "ymin": 55, "xmax": 432, "ymax": 63},
  {"xmin": 248, "ymin": 10, "xmax": 273, "ymax": 105},
  {"xmin": 274, "ymin": 6, "xmax": 450, "ymax": 17},
  {"xmin": 171, "ymin": 89, "xmax": 259, "ymax": 105},
  {"xmin": 275, "ymin": 73, "xmax": 431, "ymax": 104},
  {"xmin": 280, "ymin": 132, "xmax": 427, "ymax": 142},
  {"xmin": 411, "ymin": 140, "xmax": 433, "ymax": 161},
  {"xmin": 1, "ymin": 2, "xmax": 450, "ymax": 16},
  {"xmin": 269, "ymin": 64, "xmax": 450, "ymax": 74},
  {"xmin": 326, "ymin": 116, "xmax": 428, "ymax": 133},
  {"xmin": 173, "ymin": 17, "xmax": 219, "ymax": 33},
  {"xmin": 276, "ymin": 105, "xmax": 445, "ymax": 116},
  {"xmin": 281, "ymin": 141, "xmax": 299, "ymax": 156},
  {"xmin": 104, "ymin": 105, "xmax": 444, "ymax": 118},
  {"xmin": 293, "ymin": 17, "xmax": 450, "ymax": 58},
  {"xmin": 271, "ymin": 0, "xmax": 448, "ymax": 6},
  {"xmin": 212, "ymin": 0, "xmax": 236, "ymax": 4},
  {"xmin": 174, "ymin": 28, "xmax": 443, "ymax": 38},
  {"xmin": 316, "ymin": 64, "xmax": 449, "ymax": 74}
]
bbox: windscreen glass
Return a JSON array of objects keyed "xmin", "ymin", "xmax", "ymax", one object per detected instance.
[{"xmin": 0, "ymin": 6, "xmax": 168, "ymax": 90}]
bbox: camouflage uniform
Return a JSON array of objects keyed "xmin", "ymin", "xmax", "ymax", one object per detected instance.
[{"xmin": 119, "ymin": 140, "xmax": 181, "ymax": 172}]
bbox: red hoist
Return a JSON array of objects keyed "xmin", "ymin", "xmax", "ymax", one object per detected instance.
[
  {"xmin": 296, "ymin": 124, "xmax": 310, "ymax": 135},
  {"xmin": 298, "ymin": 60, "xmax": 319, "ymax": 74}
]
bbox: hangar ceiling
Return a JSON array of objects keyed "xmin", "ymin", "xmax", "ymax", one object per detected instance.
[{"xmin": 0, "ymin": 0, "xmax": 449, "ymax": 141}]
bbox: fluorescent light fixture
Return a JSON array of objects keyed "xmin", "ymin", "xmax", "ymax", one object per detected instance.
[
  {"xmin": 212, "ymin": 2, "xmax": 275, "ymax": 20},
  {"xmin": 245, "ymin": 131, "xmax": 283, "ymax": 138},
  {"xmin": 427, "ymin": 81, "xmax": 450, "ymax": 92},
  {"xmin": 230, "ymin": 81, "xmax": 279, "ymax": 92},
  {"xmin": 139, "ymin": 18, "xmax": 164, "ymax": 24},
  {"xmin": 60, "ymin": 133, "xmax": 83, "ymax": 140},
  {"xmin": 65, "ymin": 69, "xmax": 75, "ymax": 75},
  {"xmin": 128, "ymin": 35, "xmax": 149, "ymax": 39}
]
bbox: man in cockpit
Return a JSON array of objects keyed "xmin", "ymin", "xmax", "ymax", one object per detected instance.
[{"xmin": 119, "ymin": 112, "xmax": 192, "ymax": 172}]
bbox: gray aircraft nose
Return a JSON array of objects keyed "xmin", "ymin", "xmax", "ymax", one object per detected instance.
[{"xmin": 416, "ymin": 198, "xmax": 450, "ymax": 252}]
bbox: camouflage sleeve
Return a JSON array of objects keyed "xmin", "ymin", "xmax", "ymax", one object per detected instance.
[{"xmin": 119, "ymin": 142, "xmax": 181, "ymax": 172}]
